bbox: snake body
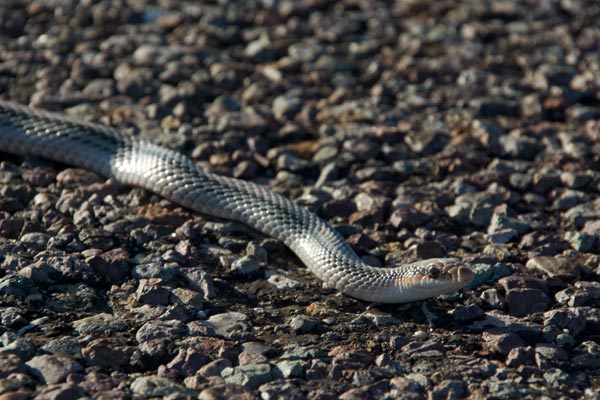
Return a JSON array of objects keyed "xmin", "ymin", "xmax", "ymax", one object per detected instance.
[{"xmin": 0, "ymin": 101, "xmax": 473, "ymax": 303}]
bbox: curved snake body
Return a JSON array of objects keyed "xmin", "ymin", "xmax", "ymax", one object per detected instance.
[{"xmin": 0, "ymin": 101, "xmax": 473, "ymax": 303}]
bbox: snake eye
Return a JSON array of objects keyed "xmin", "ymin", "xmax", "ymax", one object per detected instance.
[{"xmin": 427, "ymin": 264, "xmax": 440, "ymax": 279}]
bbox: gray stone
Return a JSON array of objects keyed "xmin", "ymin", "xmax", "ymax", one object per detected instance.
[
  {"xmin": 462, "ymin": 263, "xmax": 511, "ymax": 291},
  {"xmin": 525, "ymin": 256, "xmax": 580, "ymax": 278},
  {"xmin": 0, "ymin": 274, "xmax": 40, "ymax": 299},
  {"xmin": 130, "ymin": 375, "xmax": 192, "ymax": 397},
  {"xmin": 564, "ymin": 231, "xmax": 596, "ymax": 252},
  {"xmin": 199, "ymin": 383, "xmax": 255, "ymax": 400},
  {"xmin": 72, "ymin": 313, "xmax": 130, "ymax": 335},
  {"xmin": 266, "ymin": 271, "xmax": 301, "ymax": 289},
  {"xmin": 272, "ymin": 360, "xmax": 305, "ymax": 379},
  {"xmin": 26, "ymin": 354, "xmax": 83, "ymax": 384},
  {"xmin": 362, "ymin": 312, "xmax": 402, "ymax": 326},
  {"xmin": 221, "ymin": 363, "xmax": 272, "ymax": 389},
  {"xmin": 34, "ymin": 383, "xmax": 86, "ymax": 400},
  {"xmin": 259, "ymin": 380, "xmax": 305, "ymax": 400},
  {"xmin": 230, "ymin": 255, "xmax": 261, "ymax": 276},
  {"xmin": 506, "ymin": 288, "xmax": 551, "ymax": 317},
  {"xmin": 452, "ymin": 304, "xmax": 485, "ymax": 322},
  {"xmin": 480, "ymin": 288, "xmax": 506, "ymax": 309},
  {"xmin": 207, "ymin": 312, "xmax": 251, "ymax": 339},
  {"xmin": 553, "ymin": 189, "xmax": 588, "ymax": 210},
  {"xmin": 136, "ymin": 320, "xmax": 187, "ymax": 343},
  {"xmin": 198, "ymin": 358, "xmax": 232, "ymax": 377},
  {"xmin": 41, "ymin": 337, "xmax": 82, "ymax": 356},
  {"xmin": 276, "ymin": 154, "xmax": 315, "ymax": 173},
  {"xmin": 289, "ymin": 315, "xmax": 321, "ymax": 334},
  {"xmin": 273, "ymin": 95, "xmax": 303, "ymax": 121}
]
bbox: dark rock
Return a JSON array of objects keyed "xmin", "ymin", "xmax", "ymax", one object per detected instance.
[
  {"xmin": 82, "ymin": 338, "xmax": 134, "ymax": 368},
  {"xmin": 259, "ymin": 380, "xmax": 305, "ymax": 400},
  {"xmin": 505, "ymin": 346, "xmax": 536, "ymax": 368},
  {"xmin": 505, "ymin": 288, "xmax": 551, "ymax": 317},
  {"xmin": 535, "ymin": 345, "xmax": 569, "ymax": 369},
  {"xmin": 525, "ymin": 256, "xmax": 580, "ymax": 279},
  {"xmin": 221, "ymin": 364, "xmax": 272, "ymax": 389},
  {"xmin": 87, "ymin": 248, "xmax": 131, "ymax": 283},
  {"xmin": 26, "ymin": 354, "xmax": 83, "ymax": 384},
  {"xmin": 198, "ymin": 384, "xmax": 255, "ymax": 400},
  {"xmin": 430, "ymin": 380, "xmax": 465, "ymax": 400},
  {"xmin": 289, "ymin": 315, "xmax": 322, "ymax": 334},
  {"xmin": 452, "ymin": 304, "xmax": 485, "ymax": 323},
  {"xmin": 482, "ymin": 328, "xmax": 525, "ymax": 355}
]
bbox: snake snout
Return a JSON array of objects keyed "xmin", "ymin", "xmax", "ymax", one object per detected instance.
[{"xmin": 446, "ymin": 263, "xmax": 475, "ymax": 286}]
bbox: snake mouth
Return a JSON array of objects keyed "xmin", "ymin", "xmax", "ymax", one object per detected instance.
[{"xmin": 445, "ymin": 263, "xmax": 475, "ymax": 286}]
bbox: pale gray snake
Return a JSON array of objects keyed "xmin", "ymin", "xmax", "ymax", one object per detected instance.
[{"xmin": 0, "ymin": 100, "xmax": 474, "ymax": 303}]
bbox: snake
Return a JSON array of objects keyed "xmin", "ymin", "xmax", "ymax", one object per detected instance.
[{"xmin": 0, "ymin": 100, "xmax": 474, "ymax": 303}]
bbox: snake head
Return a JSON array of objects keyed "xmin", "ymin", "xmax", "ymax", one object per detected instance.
[
  {"xmin": 352, "ymin": 258, "xmax": 474, "ymax": 304},
  {"xmin": 398, "ymin": 258, "xmax": 474, "ymax": 302}
]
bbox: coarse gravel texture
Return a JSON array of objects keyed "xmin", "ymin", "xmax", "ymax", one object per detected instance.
[{"xmin": 1, "ymin": 0, "xmax": 600, "ymax": 399}]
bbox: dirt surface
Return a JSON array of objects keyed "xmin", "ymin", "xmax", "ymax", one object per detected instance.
[{"xmin": 1, "ymin": 0, "xmax": 600, "ymax": 399}]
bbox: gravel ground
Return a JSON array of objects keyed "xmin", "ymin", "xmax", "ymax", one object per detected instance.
[{"xmin": 1, "ymin": 0, "xmax": 600, "ymax": 399}]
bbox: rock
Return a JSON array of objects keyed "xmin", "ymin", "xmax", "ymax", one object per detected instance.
[
  {"xmin": 276, "ymin": 154, "xmax": 315, "ymax": 173},
  {"xmin": 221, "ymin": 364, "xmax": 272, "ymax": 389},
  {"xmin": 555, "ymin": 286, "xmax": 597, "ymax": 307},
  {"xmin": 330, "ymin": 346, "xmax": 375, "ymax": 370},
  {"xmin": 198, "ymin": 359, "xmax": 232, "ymax": 377},
  {"xmin": 25, "ymin": 354, "xmax": 83, "ymax": 384},
  {"xmin": 178, "ymin": 267, "xmax": 216, "ymax": 300},
  {"xmin": 41, "ymin": 337, "xmax": 81, "ymax": 356},
  {"xmin": 0, "ymin": 353, "xmax": 27, "ymax": 378},
  {"xmin": 72, "ymin": 313, "xmax": 130, "ymax": 336},
  {"xmin": 238, "ymin": 350, "xmax": 268, "ymax": 366},
  {"xmin": 388, "ymin": 376, "xmax": 422, "ymax": 399},
  {"xmin": 207, "ymin": 312, "xmax": 251, "ymax": 339},
  {"xmin": 505, "ymin": 346, "xmax": 535, "ymax": 368},
  {"xmin": 169, "ymin": 288, "xmax": 204, "ymax": 309},
  {"xmin": 430, "ymin": 380, "xmax": 465, "ymax": 400},
  {"xmin": 198, "ymin": 384, "xmax": 255, "ymax": 400},
  {"xmin": 525, "ymin": 256, "xmax": 580, "ymax": 278},
  {"xmin": 259, "ymin": 380, "xmax": 305, "ymax": 400},
  {"xmin": 273, "ymin": 95, "xmax": 303, "ymax": 121},
  {"xmin": 230, "ymin": 255, "xmax": 261, "ymax": 276},
  {"xmin": 505, "ymin": 288, "xmax": 551, "ymax": 317},
  {"xmin": 563, "ymin": 231, "xmax": 596, "ymax": 252},
  {"xmin": 272, "ymin": 360, "xmax": 305, "ymax": 379},
  {"xmin": 130, "ymin": 375, "xmax": 192, "ymax": 397},
  {"xmin": 33, "ymin": 383, "xmax": 86, "ymax": 400},
  {"xmin": 134, "ymin": 279, "xmax": 171, "ymax": 306},
  {"xmin": 462, "ymin": 263, "xmax": 511, "ymax": 291},
  {"xmin": 136, "ymin": 320, "xmax": 187, "ymax": 343},
  {"xmin": 535, "ymin": 345, "xmax": 569, "ymax": 369},
  {"xmin": 451, "ymin": 304, "xmax": 485, "ymax": 322},
  {"xmin": 480, "ymin": 288, "xmax": 506, "ymax": 309},
  {"xmin": 543, "ymin": 368, "xmax": 573, "ymax": 387},
  {"xmin": 487, "ymin": 213, "xmax": 529, "ymax": 243},
  {"xmin": 339, "ymin": 380, "xmax": 391, "ymax": 399},
  {"xmin": 265, "ymin": 271, "xmax": 301, "ymax": 289},
  {"xmin": 162, "ymin": 347, "xmax": 209, "ymax": 377},
  {"xmin": 87, "ymin": 249, "xmax": 131, "ymax": 283},
  {"xmin": 543, "ymin": 308, "xmax": 586, "ymax": 342},
  {"xmin": 82, "ymin": 338, "xmax": 134, "ymax": 368},
  {"xmin": 482, "ymin": 328, "xmax": 526, "ymax": 355},
  {"xmin": 401, "ymin": 341, "xmax": 446, "ymax": 359},
  {"xmin": 289, "ymin": 315, "xmax": 322, "ymax": 334},
  {"xmin": 0, "ymin": 275, "xmax": 40, "ymax": 299},
  {"xmin": 361, "ymin": 312, "xmax": 402, "ymax": 327}
]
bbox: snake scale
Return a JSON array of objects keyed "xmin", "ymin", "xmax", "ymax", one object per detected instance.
[{"xmin": 0, "ymin": 100, "xmax": 473, "ymax": 303}]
